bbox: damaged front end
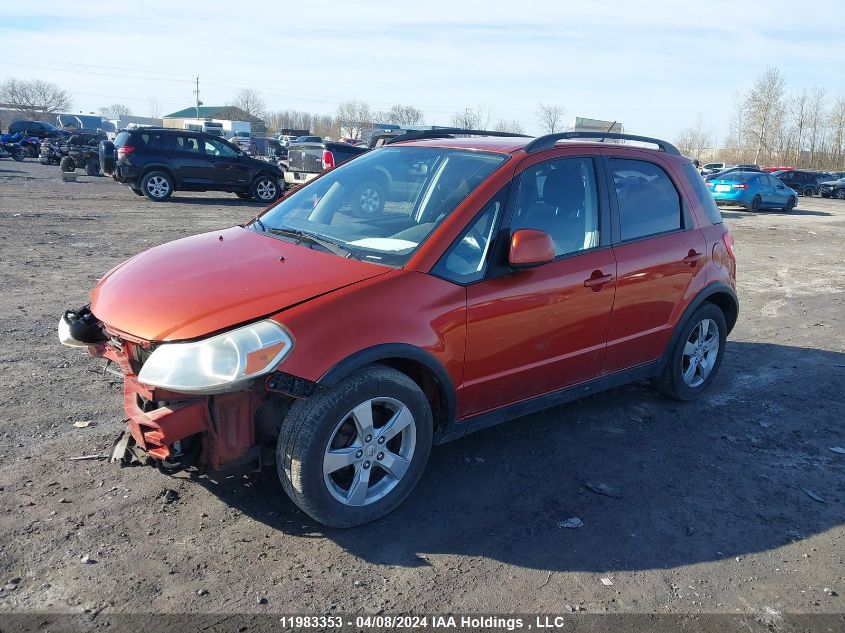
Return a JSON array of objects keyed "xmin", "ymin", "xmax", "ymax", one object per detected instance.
[{"xmin": 59, "ymin": 306, "xmax": 303, "ymax": 474}]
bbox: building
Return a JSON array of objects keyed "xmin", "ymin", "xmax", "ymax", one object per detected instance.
[
  {"xmin": 162, "ymin": 106, "xmax": 267, "ymax": 136},
  {"xmin": 567, "ymin": 117, "xmax": 624, "ymax": 135}
]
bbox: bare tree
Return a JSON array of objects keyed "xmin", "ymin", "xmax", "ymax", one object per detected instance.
[
  {"xmin": 229, "ymin": 89, "xmax": 267, "ymax": 120},
  {"xmin": 148, "ymin": 99, "xmax": 162, "ymax": 119},
  {"xmin": 384, "ymin": 104, "xmax": 424, "ymax": 126},
  {"xmin": 99, "ymin": 103, "xmax": 132, "ymax": 117},
  {"xmin": 451, "ymin": 106, "xmax": 490, "ymax": 129},
  {"xmin": 0, "ymin": 78, "xmax": 71, "ymax": 115},
  {"xmin": 828, "ymin": 97, "xmax": 845, "ymax": 170},
  {"xmin": 675, "ymin": 115, "xmax": 713, "ymax": 160},
  {"xmin": 743, "ymin": 68, "xmax": 786, "ymax": 164},
  {"xmin": 335, "ymin": 100, "xmax": 373, "ymax": 140},
  {"xmin": 536, "ymin": 103, "xmax": 564, "ymax": 134},
  {"xmin": 493, "ymin": 118, "xmax": 525, "ymax": 134},
  {"xmin": 787, "ymin": 89, "xmax": 809, "ymax": 164},
  {"xmin": 807, "ymin": 87, "xmax": 827, "ymax": 166}
]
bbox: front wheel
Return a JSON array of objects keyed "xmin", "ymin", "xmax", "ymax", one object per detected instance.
[
  {"xmin": 350, "ymin": 181, "xmax": 386, "ymax": 218},
  {"xmin": 656, "ymin": 303, "xmax": 727, "ymax": 401},
  {"xmin": 835, "ymin": 189, "xmax": 845, "ymax": 200},
  {"xmin": 801, "ymin": 186, "xmax": 815, "ymax": 197},
  {"xmin": 277, "ymin": 364, "xmax": 433, "ymax": 528},
  {"xmin": 59, "ymin": 156, "xmax": 75, "ymax": 172},
  {"xmin": 251, "ymin": 175, "xmax": 281, "ymax": 202},
  {"xmin": 141, "ymin": 171, "xmax": 173, "ymax": 201},
  {"xmin": 783, "ymin": 196, "xmax": 796, "ymax": 212},
  {"xmin": 85, "ymin": 157, "xmax": 100, "ymax": 176}
]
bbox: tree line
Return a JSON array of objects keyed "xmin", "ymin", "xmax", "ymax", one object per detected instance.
[{"xmin": 676, "ymin": 68, "xmax": 845, "ymax": 170}]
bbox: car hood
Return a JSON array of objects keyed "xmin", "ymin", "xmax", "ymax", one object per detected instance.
[{"xmin": 90, "ymin": 226, "xmax": 390, "ymax": 342}]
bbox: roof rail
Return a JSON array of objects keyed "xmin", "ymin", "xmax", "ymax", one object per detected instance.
[
  {"xmin": 525, "ymin": 131, "xmax": 681, "ymax": 155},
  {"xmin": 385, "ymin": 127, "xmax": 530, "ymax": 145}
]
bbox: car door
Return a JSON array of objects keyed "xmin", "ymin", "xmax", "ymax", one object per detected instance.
[
  {"xmin": 753, "ymin": 174, "xmax": 772, "ymax": 206},
  {"xmin": 203, "ymin": 138, "xmax": 251, "ymax": 189},
  {"xmin": 458, "ymin": 154, "xmax": 617, "ymax": 416},
  {"xmin": 769, "ymin": 175, "xmax": 789, "ymax": 206},
  {"xmin": 601, "ymin": 153, "xmax": 707, "ymax": 374}
]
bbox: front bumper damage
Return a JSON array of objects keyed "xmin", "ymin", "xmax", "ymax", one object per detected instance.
[{"xmin": 60, "ymin": 308, "xmax": 292, "ymax": 473}]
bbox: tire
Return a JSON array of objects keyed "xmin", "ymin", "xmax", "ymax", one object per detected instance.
[
  {"xmin": 802, "ymin": 186, "xmax": 815, "ymax": 197},
  {"xmin": 85, "ymin": 157, "xmax": 99, "ymax": 176},
  {"xmin": 783, "ymin": 196, "xmax": 796, "ymax": 212},
  {"xmin": 350, "ymin": 180, "xmax": 386, "ymax": 218},
  {"xmin": 656, "ymin": 303, "xmax": 727, "ymax": 401},
  {"xmin": 835, "ymin": 189, "xmax": 845, "ymax": 200},
  {"xmin": 747, "ymin": 195, "xmax": 761, "ymax": 212},
  {"xmin": 59, "ymin": 156, "xmax": 75, "ymax": 172},
  {"xmin": 251, "ymin": 175, "xmax": 281, "ymax": 202},
  {"xmin": 236, "ymin": 192, "xmax": 253, "ymax": 199},
  {"xmin": 11, "ymin": 148, "xmax": 24, "ymax": 162},
  {"xmin": 140, "ymin": 171, "xmax": 173, "ymax": 201},
  {"xmin": 99, "ymin": 140, "xmax": 115, "ymax": 175},
  {"xmin": 277, "ymin": 364, "xmax": 433, "ymax": 528}
]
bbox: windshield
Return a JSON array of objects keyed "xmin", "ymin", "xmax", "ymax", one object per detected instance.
[{"xmin": 256, "ymin": 146, "xmax": 508, "ymax": 267}]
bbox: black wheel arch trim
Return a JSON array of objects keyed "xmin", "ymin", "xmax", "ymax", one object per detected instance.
[
  {"xmin": 316, "ymin": 343, "xmax": 458, "ymax": 441},
  {"xmin": 658, "ymin": 282, "xmax": 738, "ymax": 373}
]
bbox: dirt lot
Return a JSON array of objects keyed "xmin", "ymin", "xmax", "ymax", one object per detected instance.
[{"xmin": 0, "ymin": 160, "xmax": 844, "ymax": 624}]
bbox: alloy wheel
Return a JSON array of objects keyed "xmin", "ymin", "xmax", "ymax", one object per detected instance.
[
  {"xmin": 681, "ymin": 318, "xmax": 720, "ymax": 388},
  {"xmin": 256, "ymin": 178, "xmax": 277, "ymax": 200},
  {"xmin": 358, "ymin": 188, "xmax": 381, "ymax": 215},
  {"xmin": 323, "ymin": 397, "xmax": 416, "ymax": 506},
  {"xmin": 146, "ymin": 176, "xmax": 170, "ymax": 198}
]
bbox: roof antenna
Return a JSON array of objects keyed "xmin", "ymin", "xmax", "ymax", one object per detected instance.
[{"xmin": 599, "ymin": 121, "xmax": 617, "ymax": 143}]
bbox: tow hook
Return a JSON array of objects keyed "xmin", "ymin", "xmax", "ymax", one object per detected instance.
[{"xmin": 58, "ymin": 305, "xmax": 107, "ymax": 347}]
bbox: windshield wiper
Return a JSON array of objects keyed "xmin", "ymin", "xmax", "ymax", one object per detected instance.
[
  {"xmin": 267, "ymin": 227, "xmax": 357, "ymax": 259},
  {"xmin": 251, "ymin": 216, "xmax": 266, "ymax": 232}
]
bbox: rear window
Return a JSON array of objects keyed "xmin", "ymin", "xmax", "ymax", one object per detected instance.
[
  {"xmin": 114, "ymin": 131, "xmax": 131, "ymax": 147},
  {"xmin": 717, "ymin": 172, "xmax": 751, "ymax": 182},
  {"xmin": 683, "ymin": 164, "xmax": 722, "ymax": 224}
]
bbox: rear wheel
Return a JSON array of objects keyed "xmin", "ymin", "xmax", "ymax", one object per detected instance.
[
  {"xmin": 656, "ymin": 303, "xmax": 727, "ymax": 401},
  {"xmin": 747, "ymin": 195, "xmax": 761, "ymax": 212},
  {"xmin": 277, "ymin": 364, "xmax": 433, "ymax": 528},
  {"xmin": 59, "ymin": 156, "xmax": 75, "ymax": 172},
  {"xmin": 801, "ymin": 186, "xmax": 815, "ymax": 197},
  {"xmin": 783, "ymin": 196, "xmax": 796, "ymax": 212},
  {"xmin": 85, "ymin": 158, "xmax": 99, "ymax": 176},
  {"xmin": 141, "ymin": 171, "xmax": 173, "ymax": 201}
]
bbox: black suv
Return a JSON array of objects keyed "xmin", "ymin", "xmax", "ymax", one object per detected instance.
[
  {"xmin": 101, "ymin": 128, "xmax": 284, "ymax": 202},
  {"xmin": 8, "ymin": 120, "xmax": 70, "ymax": 139},
  {"xmin": 771, "ymin": 170, "xmax": 828, "ymax": 197}
]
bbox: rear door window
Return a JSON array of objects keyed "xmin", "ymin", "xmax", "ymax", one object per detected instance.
[{"xmin": 610, "ymin": 158, "xmax": 683, "ymax": 240}]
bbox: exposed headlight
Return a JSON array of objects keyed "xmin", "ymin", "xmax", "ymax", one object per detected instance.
[{"xmin": 137, "ymin": 320, "xmax": 293, "ymax": 394}]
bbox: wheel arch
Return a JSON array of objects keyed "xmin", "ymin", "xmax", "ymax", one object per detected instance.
[
  {"xmin": 317, "ymin": 343, "xmax": 457, "ymax": 443},
  {"xmin": 659, "ymin": 283, "xmax": 738, "ymax": 372}
]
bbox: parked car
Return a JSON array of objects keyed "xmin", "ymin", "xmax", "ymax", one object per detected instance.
[
  {"xmin": 699, "ymin": 162, "xmax": 726, "ymax": 176},
  {"xmin": 285, "ymin": 138, "xmax": 368, "ymax": 193},
  {"xmin": 59, "ymin": 130, "xmax": 737, "ymax": 527},
  {"xmin": 7, "ymin": 119, "xmax": 71, "ymax": 139},
  {"xmin": 703, "ymin": 165, "xmax": 763, "ymax": 182},
  {"xmin": 100, "ymin": 128, "xmax": 284, "ymax": 202},
  {"xmin": 708, "ymin": 170, "xmax": 797, "ymax": 211},
  {"xmin": 770, "ymin": 169, "xmax": 828, "ymax": 197},
  {"xmin": 818, "ymin": 178, "xmax": 845, "ymax": 199}
]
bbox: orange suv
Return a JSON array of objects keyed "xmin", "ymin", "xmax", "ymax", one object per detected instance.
[{"xmin": 59, "ymin": 129, "xmax": 738, "ymax": 527}]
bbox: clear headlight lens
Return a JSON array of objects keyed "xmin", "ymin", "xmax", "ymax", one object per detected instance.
[{"xmin": 138, "ymin": 320, "xmax": 293, "ymax": 394}]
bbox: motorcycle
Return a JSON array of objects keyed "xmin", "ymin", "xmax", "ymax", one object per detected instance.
[
  {"xmin": 0, "ymin": 141, "xmax": 24, "ymax": 161},
  {"xmin": 18, "ymin": 136, "xmax": 41, "ymax": 158}
]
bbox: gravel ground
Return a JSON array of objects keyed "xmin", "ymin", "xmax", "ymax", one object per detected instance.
[{"xmin": 0, "ymin": 160, "xmax": 843, "ymax": 624}]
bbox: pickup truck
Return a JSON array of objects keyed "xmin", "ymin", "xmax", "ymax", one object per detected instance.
[{"xmin": 285, "ymin": 139, "xmax": 367, "ymax": 190}]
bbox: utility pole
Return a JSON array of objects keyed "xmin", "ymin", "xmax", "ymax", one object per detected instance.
[{"xmin": 193, "ymin": 76, "xmax": 203, "ymax": 119}]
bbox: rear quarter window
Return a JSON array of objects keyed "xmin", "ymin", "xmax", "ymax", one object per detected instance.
[
  {"xmin": 611, "ymin": 158, "xmax": 684, "ymax": 240},
  {"xmin": 682, "ymin": 164, "xmax": 723, "ymax": 225}
]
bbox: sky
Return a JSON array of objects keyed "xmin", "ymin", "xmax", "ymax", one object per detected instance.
[{"xmin": 1, "ymin": 0, "xmax": 843, "ymax": 143}]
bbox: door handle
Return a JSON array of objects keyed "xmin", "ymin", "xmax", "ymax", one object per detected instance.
[
  {"xmin": 683, "ymin": 250, "xmax": 704, "ymax": 266},
  {"xmin": 583, "ymin": 271, "xmax": 614, "ymax": 290}
]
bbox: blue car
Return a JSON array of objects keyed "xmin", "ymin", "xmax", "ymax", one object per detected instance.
[{"xmin": 708, "ymin": 170, "xmax": 797, "ymax": 212}]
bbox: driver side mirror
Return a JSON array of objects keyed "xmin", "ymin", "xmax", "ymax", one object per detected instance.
[{"xmin": 508, "ymin": 229, "xmax": 555, "ymax": 268}]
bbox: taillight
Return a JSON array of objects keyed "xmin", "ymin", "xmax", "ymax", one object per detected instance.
[
  {"xmin": 322, "ymin": 150, "xmax": 334, "ymax": 170},
  {"xmin": 733, "ymin": 183, "xmax": 748, "ymax": 189},
  {"xmin": 722, "ymin": 231, "xmax": 736, "ymax": 259},
  {"xmin": 117, "ymin": 145, "xmax": 135, "ymax": 159}
]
